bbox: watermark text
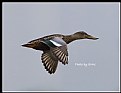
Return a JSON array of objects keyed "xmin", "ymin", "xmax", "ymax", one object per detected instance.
[{"xmin": 75, "ymin": 62, "xmax": 96, "ymax": 67}]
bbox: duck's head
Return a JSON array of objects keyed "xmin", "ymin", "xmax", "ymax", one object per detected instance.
[{"xmin": 73, "ymin": 31, "xmax": 99, "ymax": 40}]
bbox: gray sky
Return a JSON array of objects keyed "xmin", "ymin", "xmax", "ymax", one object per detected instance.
[{"xmin": 2, "ymin": 2, "xmax": 119, "ymax": 91}]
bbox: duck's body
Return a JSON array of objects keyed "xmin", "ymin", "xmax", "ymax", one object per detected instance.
[{"xmin": 22, "ymin": 31, "xmax": 98, "ymax": 74}]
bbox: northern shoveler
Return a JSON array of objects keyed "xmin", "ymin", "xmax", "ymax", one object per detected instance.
[{"xmin": 22, "ymin": 31, "xmax": 98, "ymax": 74}]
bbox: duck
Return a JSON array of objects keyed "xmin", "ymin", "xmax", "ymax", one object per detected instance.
[{"xmin": 22, "ymin": 31, "xmax": 99, "ymax": 74}]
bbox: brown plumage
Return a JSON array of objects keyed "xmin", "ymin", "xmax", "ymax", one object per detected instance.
[{"xmin": 22, "ymin": 31, "xmax": 98, "ymax": 74}]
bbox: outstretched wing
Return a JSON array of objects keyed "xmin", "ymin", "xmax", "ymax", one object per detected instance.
[
  {"xmin": 49, "ymin": 37, "xmax": 68, "ymax": 65},
  {"xmin": 41, "ymin": 37, "xmax": 68, "ymax": 74},
  {"xmin": 41, "ymin": 51, "xmax": 58, "ymax": 74},
  {"xmin": 51, "ymin": 46, "xmax": 68, "ymax": 65}
]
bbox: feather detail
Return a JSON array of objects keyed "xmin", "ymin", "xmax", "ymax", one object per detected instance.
[
  {"xmin": 42, "ymin": 37, "xmax": 67, "ymax": 48},
  {"xmin": 41, "ymin": 51, "xmax": 58, "ymax": 74},
  {"xmin": 51, "ymin": 46, "xmax": 68, "ymax": 65}
]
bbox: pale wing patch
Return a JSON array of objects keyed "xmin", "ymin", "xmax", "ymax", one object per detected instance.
[{"xmin": 50, "ymin": 40, "xmax": 62, "ymax": 47}]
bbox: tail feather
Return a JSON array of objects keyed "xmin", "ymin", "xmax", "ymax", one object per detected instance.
[{"xmin": 21, "ymin": 43, "xmax": 35, "ymax": 48}]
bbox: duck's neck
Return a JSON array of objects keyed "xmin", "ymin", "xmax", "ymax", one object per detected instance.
[{"xmin": 63, "ymin": 35, "xmax": 80, "ymax": 44}]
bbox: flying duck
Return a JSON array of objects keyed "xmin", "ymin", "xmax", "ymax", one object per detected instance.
[{"xmin": 22, "ymin": 31, "xmax": 98, "ymax": 74}]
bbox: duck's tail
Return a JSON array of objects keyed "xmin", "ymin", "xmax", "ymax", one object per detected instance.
[{"xmin": 21, "ymin": 43, "xmax": 35, "ymax": 48}]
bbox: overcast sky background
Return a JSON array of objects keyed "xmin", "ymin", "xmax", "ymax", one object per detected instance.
[{"xmin": 2, "ymin": 2, "xmax": 119, "ymax": 91}]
